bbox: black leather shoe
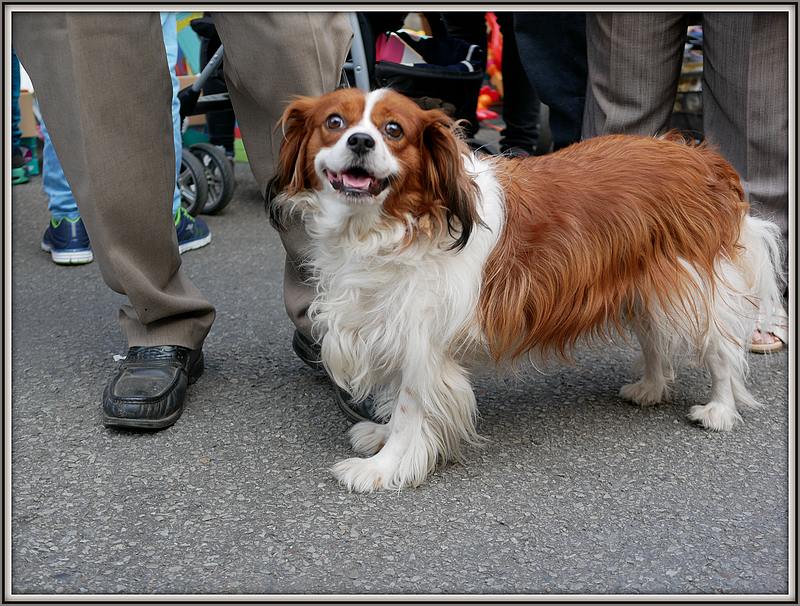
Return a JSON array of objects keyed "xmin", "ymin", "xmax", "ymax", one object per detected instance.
[
  {"xmin": 292, "ymin": 329, "xmax": 324, "ymax": 371},
  {"xmin": 292, "ymin": 330, "xmax": 377, "ymax": 424},
  {"xmin": 102, "ymin": 345, "xmax": 204, "ymax": 430},
  {"xmin": 333, "ymin": 386, "xmax": 379, "ymax": 424}
]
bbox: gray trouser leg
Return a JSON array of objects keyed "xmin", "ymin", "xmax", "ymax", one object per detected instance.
[
  {"xmin": 703, "ymin": 13, "xmax": 789, "ymax": 274},
  {"xmin": 583, "ymin": 12, "xmax": 688, "ymax": 138},
  {"xmin": 583, "ymin": 11, "xmax": 788, "ymax": 278},
  {"xmin": 13, "ymin": 12, "xmax": 216, "ymax": 348}
]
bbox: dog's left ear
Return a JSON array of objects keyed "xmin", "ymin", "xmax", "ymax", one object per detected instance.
[{"xmin": 420, "ymin": 111, "xmax": 481, "ymax": 251}]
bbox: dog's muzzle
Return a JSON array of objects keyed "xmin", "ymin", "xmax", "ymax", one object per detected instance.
[{"xmin": 325, "ymin": 167, "xmax": 390, "ymax": 197}]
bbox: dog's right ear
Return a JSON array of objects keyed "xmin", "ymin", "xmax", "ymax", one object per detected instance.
[
  {"xmin": 274, "ymin": 96, "xmax": 315, "ymax": 196},
  {"xmin": 267, "ymin": 97, "xmax": 314, "ymax": 230}
]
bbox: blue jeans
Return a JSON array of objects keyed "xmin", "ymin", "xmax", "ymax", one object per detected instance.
[
  {"xmin": 12, "ymin": 49, "xmax": 22, "ymax": 154},
  {"xmin": 43, "ymin": 12, "xmax": 182, "ymax": 220}
]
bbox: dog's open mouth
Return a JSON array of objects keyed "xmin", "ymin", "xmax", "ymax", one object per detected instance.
[{"xmin": 325, "ymin": 167, "xmax": 390, "ymax": 197}]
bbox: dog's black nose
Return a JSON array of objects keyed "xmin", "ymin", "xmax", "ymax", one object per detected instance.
[{"xmin": 347, "ymin": 133, "xmax": 375, "ymax": 155}]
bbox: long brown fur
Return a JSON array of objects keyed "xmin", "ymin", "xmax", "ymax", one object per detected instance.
[{"xmin": 479, "ymin": 134, "xmax": 748, "ymax": 361}]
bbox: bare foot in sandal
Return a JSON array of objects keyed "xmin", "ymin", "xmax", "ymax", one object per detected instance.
[
  {"xmin": 751, "ymin": 329, "xmax": 784, "ymax": 353},
  {"xmin": 751, "ymin": 306, "xmax": 788, "ymax": 354}
]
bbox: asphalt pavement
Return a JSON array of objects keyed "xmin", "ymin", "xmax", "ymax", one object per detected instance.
[{"xmin": 9, "ymin": 160, "xmax": 792, "ymax": 598}]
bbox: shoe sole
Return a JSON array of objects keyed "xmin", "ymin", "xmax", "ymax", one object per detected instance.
[
  {"xmin": 178, "ymin": 232, "xmax": 212, "ymax": 254},
  {"xmin": 102, "ymin": 351, "xmax": 205, "ymax": 430},
  {"xmin": 292, "ymin": 331, "xmax": 325, "ymax": 372},
  {"xmin": 41, "ymin": 242, "xmax": 94, "ymax": 265},
  {"xmin": 333, "ymin": 386, "xmax": 377, "ymax": 424},
  {"xmin": 750, "ymin": 341, "xmax": 785, "ymax": 354}
]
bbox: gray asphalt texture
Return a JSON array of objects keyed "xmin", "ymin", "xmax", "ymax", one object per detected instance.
[{"xmin": 10, "ymin": 159, "xmax": 791, "ymax": 597}]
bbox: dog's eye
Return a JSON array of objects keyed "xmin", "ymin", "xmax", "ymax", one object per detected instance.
[
  {"xmin": 325, "ymin": 114, "xmax": 345, "ymax": 130},
  {"xmin": 384, "ymin": 122, "xmax": 403, "ymax": 140}
]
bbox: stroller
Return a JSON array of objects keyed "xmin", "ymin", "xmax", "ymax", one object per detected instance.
[
  {"xmin": 176, "ymin": 17, "xmax": 236, "ymax": 216},
  {"xmin": 177, "ymin": 13, "xmax": 486, "ymax": 214}
]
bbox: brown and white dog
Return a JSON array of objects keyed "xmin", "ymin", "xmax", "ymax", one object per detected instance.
[{"xmin": 270, "ymin": 87, "xmax": 783, "ymax": 492}]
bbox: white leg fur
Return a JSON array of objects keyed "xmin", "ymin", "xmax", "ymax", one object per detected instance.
[
  {"xmin": 730, "ymin": 374, "xmax": 761, "ymax": 410},
  {"xmin": 348, "ymin": 420, "xmax": 391, "ymax": 456},
  {"xmin": 332, "ymin": 387, "xmax": 436, "ymax": 492},
  {"xmin": 332, "ymin": 359, "xmax": 479, "ymax": 492},
  {"xmin": 684, "ymin": 249, "xmax": 760, "ymax": 431},
  {"xmin": 620, "ymin": 321, "xmax": 670, "ymax": 406},
  {"xmin": 687, "ymin": 336, "xmax": 744, "ymax": 431},
  {"xmin": 626, "ymin": 213, "xmax": 780, "ymax": 431}
]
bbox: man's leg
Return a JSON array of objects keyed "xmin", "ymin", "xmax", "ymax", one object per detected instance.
[
  {"xmin": 14, "ymin": 13, "xmax": 215, "ymax": 428},
  {"xmin": 512, "ymin": 12, "xmax": 587, "ymax": 150},
  {"xmin": 214, "ymin": 13, "xmax": 376, "ymax": 423},
  {"xmin": 496, "ymin": 13, "xmax": 541, "ymax": 155},
  {"xmin": 703, "ymin": 12, "xmax": 789, "ymax": 349},
  {"xmin": 582, "ymin": 12, "xmax": 687, "ymax": 138},
  {"xmin": 702, "ymin": 12, "xmax": 789, "ymax": 275},
  {"xmin": 14, "ymin": 12, "xmax": 215, "ymax": 348},
  {"xmin": 213, "ymin": 12, "xmax": 352, "ymax": 337}
]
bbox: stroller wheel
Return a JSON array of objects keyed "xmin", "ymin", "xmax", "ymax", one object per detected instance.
[
  {"xmin": 179, "ymin": 149, "xmax": 209, "ymax": 217},
  {"xmin": 189, "ymin": 143, "xmax": 236, "ymax": 214}
]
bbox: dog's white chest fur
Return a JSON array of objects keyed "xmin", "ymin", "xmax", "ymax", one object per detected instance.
[{"xmin": 304, "ymin": 154, "xmax": 504, "ymax": 399}]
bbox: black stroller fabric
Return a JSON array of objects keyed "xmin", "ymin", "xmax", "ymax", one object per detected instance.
[{"xmin": 359, "ymin": 13, "xmax": 486, "ymax": 131}]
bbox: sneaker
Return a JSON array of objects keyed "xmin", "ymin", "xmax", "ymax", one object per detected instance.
[
  {"xmin": 12, "ymin": 149, "xmax": 28, "ymax": 185},
  {"xmin": 175, "ymin": 207, "xmax": 212, "ymax": 254},
  {"xmin": 12, "ymin": 167, "xmax": 29, "ymax": 185},
  {"xmin": 41, "ymin": 217, "xmax": 93, "ymax": 265}
]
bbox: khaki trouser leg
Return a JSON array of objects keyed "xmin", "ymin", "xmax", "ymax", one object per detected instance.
[
  {"xmin": 13, "ymin": 12, "xmax": 215, "ymax": 348},
  {"xmin": 213, "ymin": 12, "xmax": 352, "ymax": 337}
]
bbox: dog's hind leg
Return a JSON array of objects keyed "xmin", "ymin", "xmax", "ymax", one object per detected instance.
[
  {"xmin": 687, "ymin": 333, "xmax": 743, "ymax": 431},
  {"xmin": 619, "ymin": 315, "xmax": 671, "ymax": 406},
  {"xmin": 686, "ymin": 268, "xmax": 750, "ymax": 431}
]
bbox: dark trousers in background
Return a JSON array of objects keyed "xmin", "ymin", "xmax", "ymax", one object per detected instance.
[
  {"xmin": 444, "ymin": 12, "xmax": 587, "ymax": 153},
  {"xmin": 442, "ymin": 12, "xmax": 540, "ymax": 153},
  {"xmin": 512, "ymin": 12, "xmax": 587, "ymax": 151}
]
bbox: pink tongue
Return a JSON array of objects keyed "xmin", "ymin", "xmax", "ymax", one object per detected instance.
[{"xmin": 342, "ymin": 172, "xmax": 372, "ymax": 189}]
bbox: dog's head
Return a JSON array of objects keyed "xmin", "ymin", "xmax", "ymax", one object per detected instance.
[{"xmin": 273, "ymin": 88, "xmax": 480, "ymax": 250}]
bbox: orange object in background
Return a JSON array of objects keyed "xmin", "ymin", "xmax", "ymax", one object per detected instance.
[
  {"xmin": 478, "ymin": 12, "xmax": 503, "ymax": 120},
  {"xmin": 485, "ymin": 12, "xmax": 504, "ymax": 97}
]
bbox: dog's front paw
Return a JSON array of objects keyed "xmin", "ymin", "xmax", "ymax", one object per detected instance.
[
  {"xmin": 687, "ymin": 401, "xmax": 742, "ymax": 432},
  {"xmin": 348, "ymin": 421, "xmax": 390, "ymax": 456},
  {"xmin": 619, "ymin": 379, "xmax": 666, "ymax": 406},
  {"xmin": 332, "ymin": 457, "xmax": 395, "ymax": 493}
]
